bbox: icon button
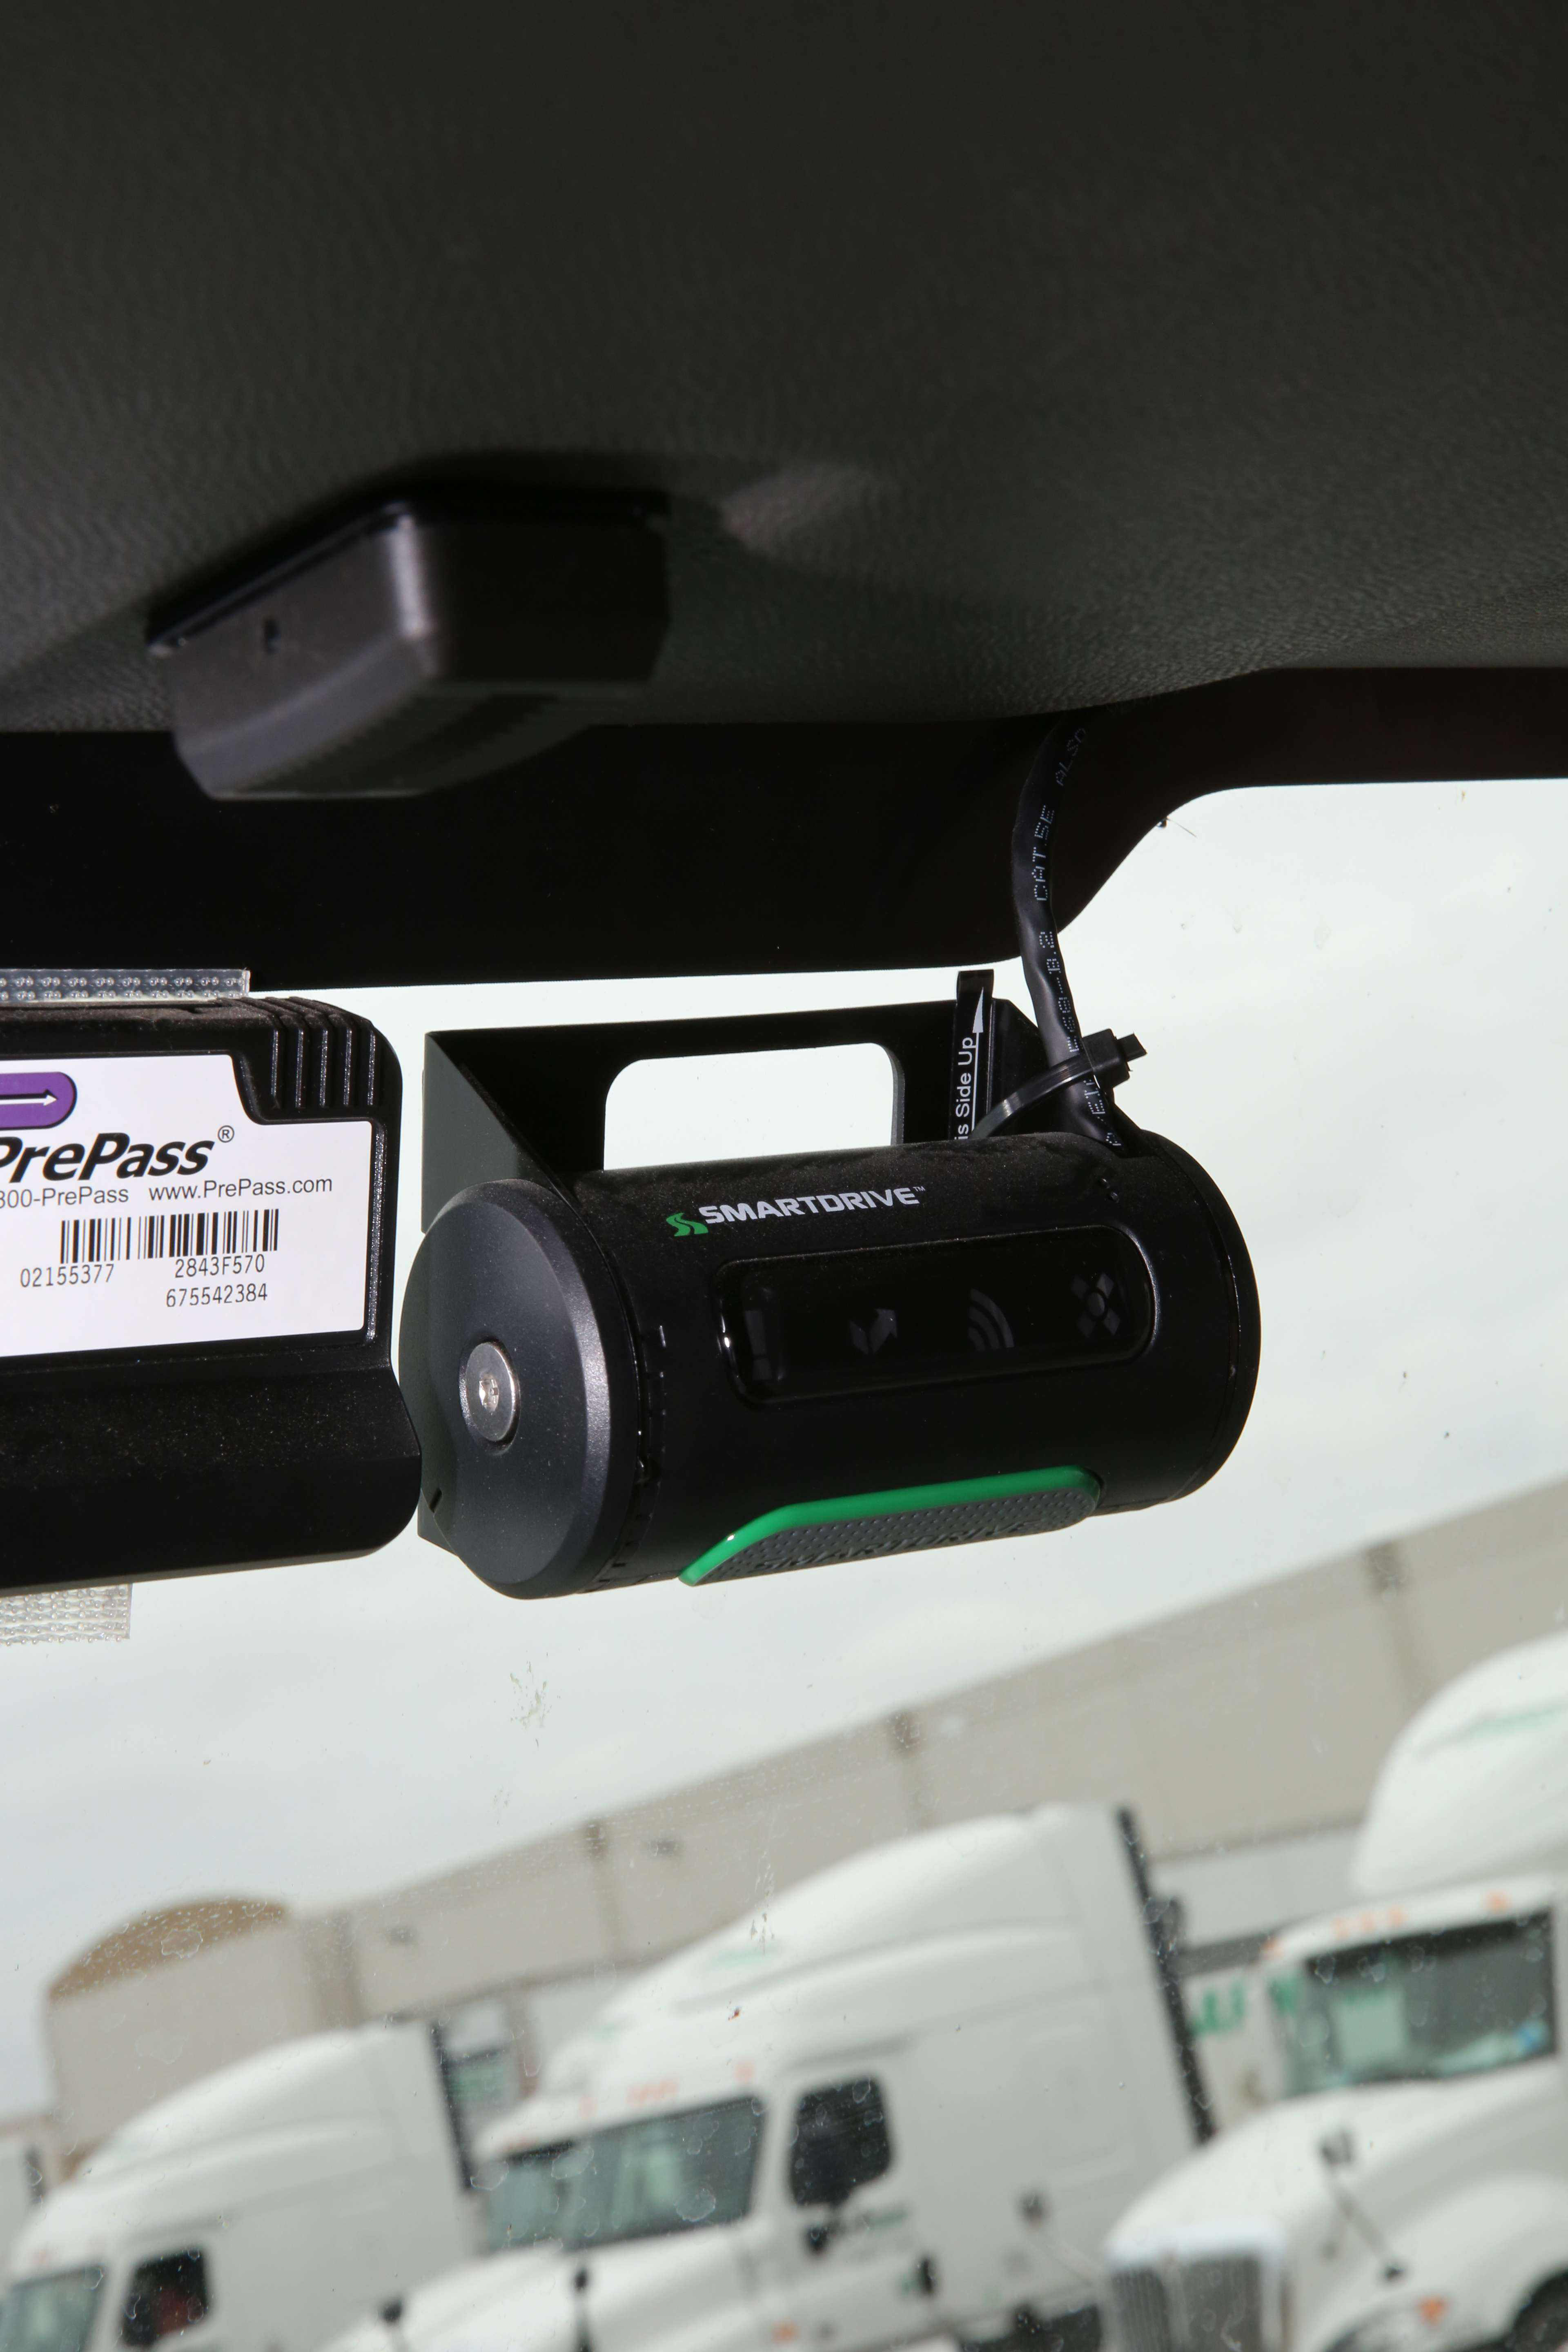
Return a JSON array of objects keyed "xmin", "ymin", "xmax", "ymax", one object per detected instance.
[
  {"xmin": 849, "ymin": 1306, "xmax": 899, "ymax": 1357},
  {"xmin": 1071, "ymin": 1271, "xmax": 1122, "ymax": 1341},
  {"xmin": 967, "ymin": 1289, "xmax": 1015, "ymax": 1352}
]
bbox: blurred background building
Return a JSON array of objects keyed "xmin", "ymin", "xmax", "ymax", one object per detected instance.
[{"xmin": 19, "ymin": 1474, "xmax": 1568, "ymax": 2170}]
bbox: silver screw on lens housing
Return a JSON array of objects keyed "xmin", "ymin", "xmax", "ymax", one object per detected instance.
[{"xmin": 459, "ymin": 1339, "xmax": 520, "ymax": 1446}]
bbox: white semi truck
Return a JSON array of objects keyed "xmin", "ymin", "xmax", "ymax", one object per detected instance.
[
  {"xmin": 317, "ymin": 2088, "xmax": 584, "ymax": 2352},
  {"xmin": 1106, "ymin": 1628, "xmax": 1568, "ymax": 2352},
  {"xmin": 410, "ymin": 1802, "xmax": 1211, "ymax": 2352},
  {"xmin": 0, "ymin": 2024, "xmax": 476, "ymax": 2352}
]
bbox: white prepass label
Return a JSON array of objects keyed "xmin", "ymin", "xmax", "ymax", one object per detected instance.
[{"xmin": 0, "ymin": 1054, "xmax": 373, "ymax": 1359}]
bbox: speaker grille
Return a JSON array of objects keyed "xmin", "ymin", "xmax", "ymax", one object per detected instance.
[{"xmin": 683, "ymin": 1468, "xmax": 1097, "ymax": 1586}]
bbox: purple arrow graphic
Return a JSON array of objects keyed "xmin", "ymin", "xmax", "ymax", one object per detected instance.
[{"xmin": 0, "ymin": 1070, "xmax": 76, "ymax": 1129}]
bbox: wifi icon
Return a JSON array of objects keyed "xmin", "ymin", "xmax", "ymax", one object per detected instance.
[{"xmin": 967, "ymin": 1288, "xmax": 1015, "ymax": 1353}]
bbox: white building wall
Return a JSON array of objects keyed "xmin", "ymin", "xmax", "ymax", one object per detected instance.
[
  {"xmin": 345, "ymin": 1825, "xmax": 613, "ymax": 2019},
  {"xmin": 1159, "ymin": 1825, "xmax": 1361, "ymax": 1948},
  {"xmin": 48, "ymin": 1920, "xmax": 325, "ymax": 2155},
  {"xmin": 43, "ymin": 1475, "xmax": 1568, "ymax": 2149}
]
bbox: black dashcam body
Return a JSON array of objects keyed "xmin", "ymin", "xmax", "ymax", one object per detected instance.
[
  {"xmin": 398, "ymin": 994, "xmax": 1259, "ymax": 1599},
  {"xmin": 0, "ymin": 993, "xmax": 419, "ymax": 1590}
]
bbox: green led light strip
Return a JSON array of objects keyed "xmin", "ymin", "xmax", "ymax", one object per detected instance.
[{"xmin": 680, "ymin": 1465, "xmax": 1100, "ymax": 1586}]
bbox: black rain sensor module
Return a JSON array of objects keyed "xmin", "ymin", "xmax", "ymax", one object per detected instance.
[
  {"xmin": 398, "ymin": 718, "xmax": 1261, "ymax": 1597},
  {"xmin": 148, "ymin": 485, "xmax": 668, "ymax": 800},
  {"xmin": 0, "ymin": 980, "xmax": 419, "ymax": 1590}
]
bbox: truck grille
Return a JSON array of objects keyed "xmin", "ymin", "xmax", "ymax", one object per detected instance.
[
  {"xmin": 1182, "ymin": 2257, "xmax": 1265, "ymax": 2352},
  {"xmin": 1111, "ymin": 2268, "xmax": 1175, "ymax": 2352},
  {"xmin": 1110, "ymin": 2256, "xmax": 1266, "ymax": 2352}
]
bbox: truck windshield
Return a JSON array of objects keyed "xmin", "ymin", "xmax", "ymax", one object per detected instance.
[
  {"xmin": 485, "ymin": 2140, "xmax": 573, "ymax": 2251},
  {"xmin": 1273, "ymin": 1913, "xmax": 1556, "ymax": 2094},
  {"xmin": 557, "ymin": 2098, "xmax": 765, "ymax": 2250},
  {"xmin": 0, "ymin": 2271, "xmax": 105, "ymax": 2352}
]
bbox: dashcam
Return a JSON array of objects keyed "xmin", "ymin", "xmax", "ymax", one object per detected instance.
[{"xmin": 398, "ymin": 719, "xmax": 1259, "ymax": 1596}]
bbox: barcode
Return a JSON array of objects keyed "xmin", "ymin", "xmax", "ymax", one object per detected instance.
[{"xmin": 58, "ymin": 1209, "xmax": 281, "ymax": 1265}]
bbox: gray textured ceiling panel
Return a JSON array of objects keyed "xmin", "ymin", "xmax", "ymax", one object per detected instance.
[{"xmin": 3, "ymin": 4, "xmax": 1568, "ymax": 730}]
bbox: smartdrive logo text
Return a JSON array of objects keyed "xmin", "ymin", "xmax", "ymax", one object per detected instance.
[
  {"xmin": 667, "ymin": 1184, "xmax": 923, "ymax": 1237},
  {"xmin": 0, "ymin": 1071, "xmax": 216, "ymax": 1182}
]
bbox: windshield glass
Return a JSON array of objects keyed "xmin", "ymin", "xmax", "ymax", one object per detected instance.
[
  {"xmin": 557, "ymin": 2099, "xmax": 765, "ymax": 2250},
  {"xmin": 484, "ymin": 2141, "xmax": 573, "ymax": 2252},
  {"xmin": 12, "ymin": 777, "xmax": 1568, "ymax": 2322},
  {"xmin": 0, "ymin": 2272, "xmax": 105, "ymax": 2352},
  {"xmin": 1271, "ymin": 1914, "xmax": 1556, "ymax": 2094}
]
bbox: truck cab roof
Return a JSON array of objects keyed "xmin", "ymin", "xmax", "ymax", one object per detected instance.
[
  {"xmin": 7, "ymin": 2025, "xmax": 445, "ymax": 2281},
  {"xmin": 537, "ymin": 1804, "xmax": 1145, "ymax": 2132},
  {"xmin": 1354, "ymin": 1629, "xmax": 1568, "ymax": 1896}
]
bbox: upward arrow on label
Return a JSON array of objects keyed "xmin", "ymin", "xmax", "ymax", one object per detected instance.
[{"xmin": 0, "ymin": 1069, "xmax": 76, "ymax": 1129}]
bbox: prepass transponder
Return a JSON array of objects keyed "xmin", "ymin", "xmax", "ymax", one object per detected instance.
[{"xmin": 0, "ymin": 996, "xmax": 420, "ymax": 1590}]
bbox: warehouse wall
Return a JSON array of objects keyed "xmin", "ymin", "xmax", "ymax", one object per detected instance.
[
  {"xmin": 43, "ymin": 1474, "xmax": 1568, "ymax": 2148},
  {"xmin": 48, "ymin": 1911, "xmax": 331, "ymax": 2158},
  {"xmin": 336, "ymin": 1476, "xmax": 1568, "ymax": 2020}
]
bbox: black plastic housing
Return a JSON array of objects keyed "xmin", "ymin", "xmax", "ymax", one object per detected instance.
[
  {"xmin": 0, "ymin": 997, "xmax": 420, "ymax": 1590},
  {"xmin": 148, "ymin": 488, "xmax": 668, "ymax": 800},
  {"xmin": 402, "ymin": 1003, "xmax": 1259, "ymax": 1597}
]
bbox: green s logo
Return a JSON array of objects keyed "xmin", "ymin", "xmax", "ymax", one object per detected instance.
[{"xmin": 666, "ymin": 1212, "xmax": 708, "ymax": 1238}]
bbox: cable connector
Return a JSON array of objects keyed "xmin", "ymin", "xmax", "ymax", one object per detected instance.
[{"xmin": 971, "ymin": 1029, "xmax": 1145, "ymax": 1140}]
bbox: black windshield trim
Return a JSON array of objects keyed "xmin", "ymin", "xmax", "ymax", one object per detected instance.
[{"xmin": 1301, "ymin": 1913, "xmax": 1556, "ymax": 1987}]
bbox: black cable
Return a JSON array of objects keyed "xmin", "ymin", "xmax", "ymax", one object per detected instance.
[{"xmin": 1009, "ymin": 716, "xmax": 1130, "ymax": 1149}]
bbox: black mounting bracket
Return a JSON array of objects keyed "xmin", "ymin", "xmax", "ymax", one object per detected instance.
[{"xmin": 419, "ymin": 983, "xmax": 1053, "ymax": 1225}]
